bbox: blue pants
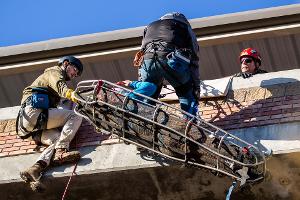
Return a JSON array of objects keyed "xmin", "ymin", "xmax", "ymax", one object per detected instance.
[{"xmin": 140, "ymin": 58, "xmax": 198, "ymax": 116}]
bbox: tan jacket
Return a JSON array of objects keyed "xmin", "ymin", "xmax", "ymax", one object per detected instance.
[{"xmin": 21, "ymin": 66, "xmax": 71, "ymax": 106}]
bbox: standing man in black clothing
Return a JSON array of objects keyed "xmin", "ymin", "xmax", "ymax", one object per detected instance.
[{"xmin": 138, "ymin": 12, "xmax": 200, "ymax": 116}]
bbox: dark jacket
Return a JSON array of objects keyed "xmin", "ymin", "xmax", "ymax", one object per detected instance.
[
  {"xmin": 234, "ymin": 68, "xmax": 268, "ymax": 78},
  {"xmin": 141, "ymin": 18, "xmax": 200, "ymax": 88}
]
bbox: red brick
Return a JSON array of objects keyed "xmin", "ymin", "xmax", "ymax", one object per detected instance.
[
  {"xmin": 0, "ymin": 152, "xmax": 9, "ymax": 157},
  {"xmin": 260, "ymin": 119, "xmax": 280, "ymax": 126},
  {"xmin": 0, "ymin": 132, "xmax": 10, "ymax": 137},
  {"xmin": 242, "ymin": 121, "xmax": 260, "ymax": 128},
  {"xmin": 273, "ymin": 97, "xmax": 284, "ymax": 102},
  {"xmin": 20, "ymin": 145, "xmax": 37, "ymax": 150},
  {"xmin": 247, "ymin": 103, "xmax": 263, "ymax": 109},
  {"xmin": 0, "ymin": 143, "xmax": 13, "ymax": 149},
  {"xmin": 202, "ymin": 109, "xmax": 219, "ymax": 115},
  {"xmin": 226, "ymin": 106, "xmax": 241, "ymax": 113},
  {"xmin": 280, "ymin": 117, "xmax": 294, "ymax": 123},
  {"xmin": 201, "ymin": 114, "xmax": 212, "ymax": 120},
  {"xmin": 200, "ymin": 106, "xmax": 215, "ymax": 111},
  {"xmin": 6, "ymin": 138, "xmax": 23, "ymax": 144},
  {"xmin": 293, "ymin": 116, "xmax": 300, "ymax": 121},
  {"xmin": 3, "ymin": 146, "xmax": 20, "ymax": 152},
  {"xmin": 13, "ymin": 141, "xmax": 31, "ymax": 147},
  {"xmin": 223, "ymin": 124, "xmax": 240, "ymax": 130},
  {"xmin": 271, "ymin": 113, "xmax": 292, "ymax": 119},
  {"xmin": 101, "ymin": 138, "xmax": 121, "ymax": 145},
  {"xmin": 29, "ymin": 146, "xmax": 46, "ymax": 152},
  {"xmin": 280, "ymin": 117, "xmax": 293, "ymax": 123},
  {"xmin": 293, "ymin": 103, "xmax": 300, "ymax": 108},
  {"xmin": 250, "ymin": 116, "xmax": 270, "ymax": 121},
  {"xmin": 263, "ymin": 101, "xmax": 282, "ymax": 108},
  {"xmin": 271, "ymin": 104, "xmax": 292, "ymax": 111},
  {"xmin": 259, "ymin": 109, "xmax": 282, "ymax": 116},
  {"xmin": 26, "ymin": 149, "xmax": 36, "ymax": 153},
  {"xmin": 226, "ymin": 115, "xmax": 241, "ymax": 121},
  {"xmin": 30, "ymin": 141, "xmax": 36, "ymax": 145},
  {"xmin": 76, "ymin": 141, "xmax": 100, "ymax": 148},
  {"xmin": 0, "ymin": 135, "xmax": 17, "ymax": 141},
  {"xmin": 9, "ymin": 150, "xmax": 27, "ymax": 156},
  {"xmin": 263, "ymin": 98, "xmax": 273, "ymax": 103},
  {"xmin": 282, "ymin": 108, "xmax": 293, "ymax": 114}
]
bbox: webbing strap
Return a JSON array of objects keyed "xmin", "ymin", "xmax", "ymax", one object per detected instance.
[
  {"xmin": 16, "ymin": 99, "xmax": 48, "ymax": 140},
  {"xmin": 226, "ymin": 181, "xmax": 237, "ymax": 200}
]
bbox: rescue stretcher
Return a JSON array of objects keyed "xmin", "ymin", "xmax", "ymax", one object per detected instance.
[{"xmin": 73, "ymin": 80, "xmax": 267, "ymax": 186}]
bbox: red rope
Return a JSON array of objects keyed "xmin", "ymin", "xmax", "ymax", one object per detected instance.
[
  {"xmin": 61, "ymin": 161, "xmax": 78, "ymax": 200},
  {"xmin": 61, "ymin": 126, "xmax": 79, "ymax": 200}
]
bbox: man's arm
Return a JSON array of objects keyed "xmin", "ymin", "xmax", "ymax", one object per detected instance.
[{"xmin": 48, "ymin": 69, "xmax": 77, "ymax": 102}]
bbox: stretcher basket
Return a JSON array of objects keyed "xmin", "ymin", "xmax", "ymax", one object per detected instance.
[{"xmin": 73, "ymin": 80, "xmax": 267, "ymax": 186}]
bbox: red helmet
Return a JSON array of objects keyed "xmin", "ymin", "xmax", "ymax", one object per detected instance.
[{"xmin": 239, "ymin": 48, "xmax": 261, "ymax": 66}]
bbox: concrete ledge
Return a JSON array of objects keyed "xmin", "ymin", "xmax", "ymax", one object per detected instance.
[
  {"xmin": 0, "ymin": 144, "xmax": 300, "ymax": 200},
  {"xmin": 230, "ymin": 121, "xmax": 300, "ymax": 154},
  {"xmin": 0, "ymin": 143, "xmax": 173, "ymax": 184}
]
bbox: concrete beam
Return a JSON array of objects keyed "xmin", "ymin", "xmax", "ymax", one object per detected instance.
[{"xmin": 1, "ymin": 142, "xmax": 300, "ymax": 200}]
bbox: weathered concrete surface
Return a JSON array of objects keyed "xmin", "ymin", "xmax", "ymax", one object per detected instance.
[
  {"xmin": 0, "ymin": 143, "xmax": 300, "ymax": 200},
  {"xmin": 0, "ymin": 143, "xmax": 172, "ymax": 183},
  {"xmin": 230, "ymin": 121, "xmax": 300, "ymax": 154}
]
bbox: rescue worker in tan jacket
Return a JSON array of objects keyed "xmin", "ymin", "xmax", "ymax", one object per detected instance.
[{"xmin": 17, "ymin": 56, "xmax": 83, "ymax": 192}]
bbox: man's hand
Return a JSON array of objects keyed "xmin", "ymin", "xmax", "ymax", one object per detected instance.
[
  {"xmin": 65, "ymin": 89, "xmax": 78, "ymax": 103},
  {"xmin": 193, "ymin": 87, "xmax": 201, "ymax": 101},
  {"xmin": 116, "ymin": 80, "xmax": 132, "ymax": 87},
  {"xmin": 241, "ymin": 72, "xmax": 252, "ymax": 79}
]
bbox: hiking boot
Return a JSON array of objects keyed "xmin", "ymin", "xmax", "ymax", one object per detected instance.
[
  {"xmin": 20, "ymin": 161, "xmax": 46, "ymax": 192},
  {"xmin": 52, "ymin": 148, "xmax": 81, "ymax": 166},
  {"xmin": 20, "ymin": 161, "xmax": 46, "ymax": 183}
]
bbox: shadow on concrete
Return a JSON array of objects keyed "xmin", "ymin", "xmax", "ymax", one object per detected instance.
[{"xmin": 203, "ymin": 77, "xmax": 300, "ymax": 154}]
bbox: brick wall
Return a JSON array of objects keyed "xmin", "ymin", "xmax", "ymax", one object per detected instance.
[
  {"xmin": 0, "ymin": 119, "xmax": 119, "ymax": 158},
  {"xmin": 199, "ymin": 81, "xmax": 300, "ymax": 130},
  {"xmin": 1, "ymin": 81, "xmax": 300, "ymax": 158}
]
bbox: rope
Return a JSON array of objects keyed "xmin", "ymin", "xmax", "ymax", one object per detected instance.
[
  {"xmin": 226, "ymin": 181, "xmax": 237, "ymax": 200},
  {"xmin": 61, "ymin": 123, "xmax": 79, "ymax": 200},
  {"xmin": 61, "ymin": 162, "xmax": 78, "ymax": 200}
]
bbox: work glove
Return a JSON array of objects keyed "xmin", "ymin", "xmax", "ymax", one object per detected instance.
[
  {"xmin": 241, "ymin": 72, "xmax": 252, "ymax": 79},
  {"xmin": 65, "ymin": 89, "xmax": 78, "ymax": 103},
  {"xmin": 193, "ymin": 87, "xmax": 201, "ymax": 101}
]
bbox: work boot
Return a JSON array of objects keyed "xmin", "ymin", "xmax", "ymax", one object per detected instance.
[
  {"xmin": 20, "ymin": 161, "xmax": 46, "ymax": 192},
  {"xmin": 52, "ymin": 148, "xmax": 81, "ymax": 166}
]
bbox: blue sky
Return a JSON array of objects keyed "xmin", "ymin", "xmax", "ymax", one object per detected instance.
[{"xmin": 0, "ymin": 0, "xmax": 299, "ymax": 47}]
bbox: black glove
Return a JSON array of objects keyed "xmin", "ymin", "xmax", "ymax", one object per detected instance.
[
  {"xmin": 193, "ymin": 87, "xmax": 201, "ymax": 101},
  {"xmin": 241, "ymin": 72, "xmax": 252, "ymax": 79}
]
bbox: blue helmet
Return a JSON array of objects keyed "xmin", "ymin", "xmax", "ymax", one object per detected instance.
[
  {"xmin": 58, "ymin": 56, "xmax": 83, "ymax": 76},
  {"xmin": 160, "ymin": 12, "xmax": 189, "ymax": 26}
]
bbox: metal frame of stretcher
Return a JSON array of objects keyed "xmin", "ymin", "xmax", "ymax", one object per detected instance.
[{"xmin": 73, "ymin": 80, "xmax": 267, "ymax": 185}]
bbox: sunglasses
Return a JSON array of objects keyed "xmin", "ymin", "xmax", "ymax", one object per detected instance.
[
  {"xmin": 241, "ymin": 58, "xmax": 253, "ymax": 64},
  {"xmin": 69, "ymin": 64, "xmax": 79, "ymax": 77}
]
